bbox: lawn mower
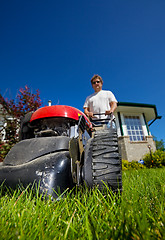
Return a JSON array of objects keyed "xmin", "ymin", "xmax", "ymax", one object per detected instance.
[{"xmin": 0, "ymin": 105, "xmax": 122, "ymax": 198}]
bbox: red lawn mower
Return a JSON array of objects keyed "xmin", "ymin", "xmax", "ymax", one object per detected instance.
[{"xmin": 0, "ymin": 105, "xmax": 122, "ymax": 198}]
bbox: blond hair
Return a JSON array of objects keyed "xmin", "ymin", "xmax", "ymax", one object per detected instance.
[{"xmin": 90, "ymin": 74, "xmax": 103, "ymax": 84}]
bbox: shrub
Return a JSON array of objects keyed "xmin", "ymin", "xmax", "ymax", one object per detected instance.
[
  {"xmin": 122, "ymin": 160, "xmax": 146, "ymax": 171},
  {"xmin": 143, "ymin": 150, "xmax": 165, "ymax": 168}
]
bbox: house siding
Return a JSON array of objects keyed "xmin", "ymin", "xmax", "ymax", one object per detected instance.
[{"xmin": 118, "ymin": 135, "xmax": 156, "ymax": 162}]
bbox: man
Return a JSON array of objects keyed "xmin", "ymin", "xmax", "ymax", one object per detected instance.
[{"xmin": 83, "ymin": 74, "xmax": 117, "ymax": 120}]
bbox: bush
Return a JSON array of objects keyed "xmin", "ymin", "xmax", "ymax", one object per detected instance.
[
  {"xmin": 0, "ymin": 141, "xmax": 14, "ymax": 162},
  {"xmin": 143, "ymin": 150, "xmax": 165, "ymax": 168},
  {"xmin": 122, "ymin": 160, "xmax": 146, "ymax": 171}
]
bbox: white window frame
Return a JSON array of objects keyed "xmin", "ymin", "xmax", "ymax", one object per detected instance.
[{"xmin": 120, "ymin": 113, "xmax": 149, "ymax": 141}]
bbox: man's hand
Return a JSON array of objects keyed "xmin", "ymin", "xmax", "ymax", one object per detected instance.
[
  {"xmin": 84, "ymin": 108, "xmax": 94, "ymax": 118},
  {"xmin": 87, "ymin": 112, "xmax": 94, "ymax": 118},
  {"xmin": 105, "ymin": 110, "xmax": 112, "ymax": 116},
  {"xmin": 105, "ymin": 102, "xmax": 117, "ymax": 116}
]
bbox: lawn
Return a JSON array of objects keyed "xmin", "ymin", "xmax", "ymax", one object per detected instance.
[{"xmin": 0, "ymin": 168, "xmax": 164, "ymax": 239}]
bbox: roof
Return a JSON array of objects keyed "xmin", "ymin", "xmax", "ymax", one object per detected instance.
[{"xmin": 117, "ymin": 102, "xmax": 162, "ymax": 124}]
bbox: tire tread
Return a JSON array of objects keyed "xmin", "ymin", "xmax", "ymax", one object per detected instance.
[{"xmin": 85, "ymin": 128, "xmax": 122, "ymax": 192}]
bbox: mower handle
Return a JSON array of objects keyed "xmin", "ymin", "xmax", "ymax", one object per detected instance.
[
  {"xmin": 90, "ymin": 112, "xmax": 116, "ymax": 129},
  {"xmin": 92, "ymin": 112, "xmax": 113, "ymax": 118},
  {"xmin": 90, "ymin": 112, "xmax": 115, "ymax": 124}
]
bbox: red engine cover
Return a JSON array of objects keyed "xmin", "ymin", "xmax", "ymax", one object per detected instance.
[{"xmin": 30, "ymin": 105, "xmax": 92, "ymax": 128}]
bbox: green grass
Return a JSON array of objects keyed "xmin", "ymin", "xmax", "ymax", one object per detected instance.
[{"xmin": 0, "ymin": 168, "xmax": 165, "ymax": 240}]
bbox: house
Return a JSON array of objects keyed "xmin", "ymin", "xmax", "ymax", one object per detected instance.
[{"xmin": 114, "ymin": 102, "xmax": 161, "ymax": 161}]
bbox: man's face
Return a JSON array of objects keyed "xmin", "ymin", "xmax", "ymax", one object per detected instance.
[{"xmin": 92, "ymin": 78, "xmax": 103, "ymax": 92}]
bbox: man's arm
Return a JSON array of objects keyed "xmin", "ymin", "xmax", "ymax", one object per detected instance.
[
  {"xmin": 105, "ymin": 101, "xmax": 117, "ymax": 115},
  {"xmin": 84, "ymin": 107, "xmax": 93, "ymax": 118}
]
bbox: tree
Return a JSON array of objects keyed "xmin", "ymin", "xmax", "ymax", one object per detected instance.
[
  {"xmin": 153, "ymin": 136, "xmax": 165, "ymax": 151},
  {"xmin": 155, "ymin": 139, "xmax": 165, "ymax": 151},
  {"xmin": 0, "ymin": 86, "xmax": 42, "ymax": 161}
]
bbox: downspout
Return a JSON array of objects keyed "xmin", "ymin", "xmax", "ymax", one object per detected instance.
[{"xmin": 148, "ymin": 116, "xmax": 162, "ymax": 126}]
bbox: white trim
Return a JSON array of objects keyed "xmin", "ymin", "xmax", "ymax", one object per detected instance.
[
  {"xmin": 114, "ymin": 113, "xmax": 121, "ymax": 136},
  {"xmin": 120, "ymin": 113, "xmax": 127, "ymax": 136},
  {"xmin": 140, "ymin": 114, "xmax": 149, "ymax": 137}
]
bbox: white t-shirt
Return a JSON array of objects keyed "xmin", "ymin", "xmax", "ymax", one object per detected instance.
[{"xmin": 83, "ymin": 90, "xmax": 117, "ymax": 119}]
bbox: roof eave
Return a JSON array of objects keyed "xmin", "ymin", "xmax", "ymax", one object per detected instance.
[{"xmin": 117, "ymin": 102, "xmax": 162, "ymax": 123}]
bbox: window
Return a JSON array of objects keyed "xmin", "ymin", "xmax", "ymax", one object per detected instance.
[{"xmin": 124, "ymin": 116, "xmax": 145, "ymax": 141}]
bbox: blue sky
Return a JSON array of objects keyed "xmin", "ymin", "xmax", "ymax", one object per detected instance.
[{"xmin": 0, "ymin": 0, "xmax": 165, "ymax": 141}]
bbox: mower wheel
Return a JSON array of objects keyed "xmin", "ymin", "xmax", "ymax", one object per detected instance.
[{"xmin": 83, "ymin": 128, "xmax": 122, "ymax": 193}]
